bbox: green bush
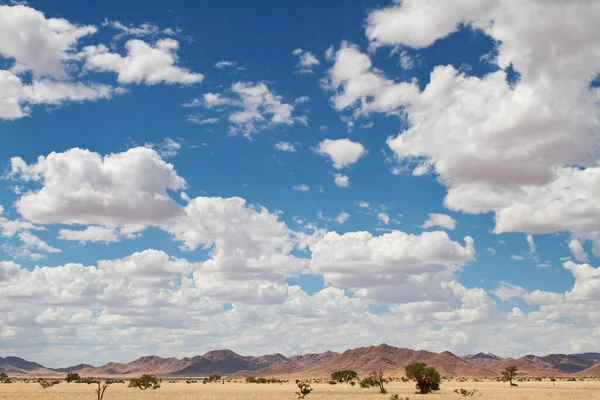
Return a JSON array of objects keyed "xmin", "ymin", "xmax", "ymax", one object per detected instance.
[
  {"xmin": 128, "ymin": 374, "xmax": 161, "ymax": 390},
  {"xmin": 405, "ymin": 363, "xmax": 440, "ymax": 394}
]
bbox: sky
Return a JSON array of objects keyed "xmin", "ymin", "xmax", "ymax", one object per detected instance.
[{"xmin": 0, "ymin": 0, "xmax": 599, "ymax": 367}]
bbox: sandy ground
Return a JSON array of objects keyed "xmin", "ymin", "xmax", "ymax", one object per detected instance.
[{"xmin": 1, "ymin": 380, "xmax": 600, "ymax": 399}]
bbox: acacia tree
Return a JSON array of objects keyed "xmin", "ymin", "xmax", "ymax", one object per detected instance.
[
  {"xmin": 295, "ymin": 380, "xmax": 313, "ymax": 398},
  {"xmin": 128, "ymin": 374, "xmax": 161, "ymax": 390},
  {"xmin": 65, "ymin": 372, "xmax": 81, "ymax": 383},
  {"xmin": 405, "ymin": 363, "xmax": 441, "ymax": 394},
  {"xmin": 331, "ymin": 370, "xmax": 358, "ymax": 383},
  {"xmin": 0, "ymin": 373, "xmax": 9, "ymax": 383},
  {"xmin": 95, "ymin": 381, "xmax": 112, "ymax": 400},
  {"xmin": 369, "ymin": 370, "xmax": 387, "ymax": 394},
  {"xmin": 501, "ymin": 366, "xmax": 518, "ymax": 386}
]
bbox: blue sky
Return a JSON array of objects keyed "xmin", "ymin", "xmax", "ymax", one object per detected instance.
[{"xmin": 0, "ymin": 0, "xmax": 599, "ymax": 366}]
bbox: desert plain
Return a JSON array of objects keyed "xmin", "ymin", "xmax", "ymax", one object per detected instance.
[{"xmin": 2, "ymin": 379, "xmax": 600, "ymax": 400}]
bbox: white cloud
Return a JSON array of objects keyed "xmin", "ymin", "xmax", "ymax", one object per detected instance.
[
  {"xmin": 9, "ymin": 147, "xmax": 186, "ymax": 227},
  {"xmin": 422, "ymin": 213, "xmax": 457, "ymax": 230},
  {"xmin": 335, "ymin": 212, "xmax": 350, "ymax": 224},
  {"xmin": 377, "ymin": 212, "xmax": 390, "ymax": 225},
  {"xmin": 569, "ymin": 239, "xmax": 589, "ymax": 263},
  {"xmin": 292, "ymin": 48, "xmax": 320, "ymax": 74},
  {"xmin": 189, "ymin": 82, "xmax": 304, "ymax": 137},
  {"xmin": 0, "ymin": 4, "xmax": 96, "ymax": 78},
  {"xmin": 275, "ymin": 142, "xmax": 297, "ymax": 152},
  {"xmin": 333, "ymin": 173, "xmax": 349, "ymax": 188},
  {"xmin": 294, "ymin": 96, "xmax": 310, "ymax": 105},
  {"xmin": 526, "ymin": 234, "xmax": 536, "ymax": 254},
  {"xmin": 17, "ymin": 231, "xmax": 61, "ymax": 254},
  {"xmin": 292, "ymin": 184, "xmax": 310, "ymax": 192},
  {"xmin": 316, "ymin": 138, "xmax": 366, "ymax": 169},
  {"xmin": 185, "ymin": 116, "xmax": 220, "ymax": 125},
  {"xmin": 310, "ymin": 230, "xmax": 475, "ymax": 303},
  {"xmin": 323, "ymin": 42, "xmax": 419, "ymax": 115},
  {"xmin": 102, "ymin": 19, "xmax": 176, "ymax": 39},
  {"xmin": 83, "ymin": 38, "xmax": 204, "ymax": 85},
  {"xmin": 58, "ymin": 226, "xmax": 120, "ymax": 244},
  {"xmin": 374, "ymin": 0, "xmax": 600, "ymax": 248},
  {"xmin": 0, "ymin": 70, "xmax": 120, "ymax": 120},
  {"xmin": 145, "ymin": 137, "xmax": 182, "ymax": 158},
  {"xmin": 356, "ymin": 201, "xmax": 370, "ymax": 209},
  {"xmin": 214, "ymin": 60, "xmax": 237, "ymax": 69},
  {"xmin": 511, "ymin": 255, "xmax": 524, "ymax": 261}
]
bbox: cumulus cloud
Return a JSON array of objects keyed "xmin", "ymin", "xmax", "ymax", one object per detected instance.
[
  {"xmin": 323, "ymin": 42, "xmax": 419, "ymax": 115},
  {"xmin": 377, "ymin": 212, "xmax": 390, "ymax": 225},
  {"xmin": 186, "ymin": 82, "xmax": 304, "ymax": 137},
  {"xmin": 310, "ymin": 230, "xmax": 475, "ymax": 303},
  {"xmin": 58, "ymin": 226, "xmax": 121, "ymax": 244},
  {"xmin": 9, "ymin": 147, "xmax": 186, "ymax": 227},
  {"xmin": 569, "ymin": 239, "xmax": 588, "ymax": 263},
  {"xmin": 333, "ymin": 173, "xmax": 349, "ymax": 188},
  {"xmin": 83, "ymin": 38, "xmax": 204, "ymax": 85},
  {"xmin": 292, "ymin": 184, "xmax": 310, "ymax": 192},
  {"xmin": 275, "ymin": 141, "xmax": 298, "ymax": 152},
  {"xmin": 335, "ymin": 212, "xmax": 350, "ymax": 224},
  {"xmin": 422, "ymin": 213, "xmax": 457, "ymax": 230},
  {"xmin": 292, "ymin": 48, "xmax": 320, "ymax": 74},
  {"xmin": 0, "ymin": 4, "xmax": 96, "ymax": 78},
  {"xmin": 358, "ymin": 1, "xmax": 600, "ymax": 247},
  {"xmin": 316, "ymin": 139, "xmax": 365, "ymax": 169}
]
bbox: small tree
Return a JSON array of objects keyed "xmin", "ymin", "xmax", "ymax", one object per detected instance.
[
  {"xmin": 128, "ymin": 374, "xmax": 161, "ymax": 390},
  {"xmin": 405, "ymin": 362, "xmax": 440, "ymax": 394},
  {"xmin": 245, "ymin": 376, "xmax": 257, "ymax": 383},
  {"xmin": 0, "ymin": 373, "xmax": 9, "ymax": 383},
  {"xmin": 65, "ymin": 372, "xmax": 81, "ymax": 383},
  {"xmin": 501, "ymin": 366, "xmax": 518, "ymax": 386},
  {"xmin": 369, "ymin": 370, "xmax": 387, "ymax": 394},
  {"xmin": 95, "ymin": 381, "xmax": 112, "ymax": 400},
  {"xmin": 295, "ymin": 380, "xmax": 313, "ymax": 398},
  {"xmin": 331, "ymin": 370, "xmax": 358, "ymax": 383}
]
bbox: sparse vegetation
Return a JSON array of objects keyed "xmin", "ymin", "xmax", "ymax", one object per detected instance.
[
  {"xmin": 246, "ymin": 376, "xmax": 257, "ymax": 383},
  {"xmin": 405, "ymin": 362, "xmax": 441, "ymax": 394},
  {"xmin": 128, "ymin": 374, "xmax": 161, "ymax": 390},
  {"xmin": 502, "ymin": 366, "xmax": 519, "ymax": 387},
  {"xmin": 295, "ymin": 380, "xmax": 313, "ymax": 398}
]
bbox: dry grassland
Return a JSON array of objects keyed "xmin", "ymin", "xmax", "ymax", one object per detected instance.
[{"xmin": 1, "ymin": 380, "xmax": 600, "ymax": 399}]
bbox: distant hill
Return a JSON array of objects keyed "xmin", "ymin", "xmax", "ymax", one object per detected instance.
[
  {"xmin": 462, "ymin": 352, "xmax": 503, "ymax": 368},
  {"xmin": 2, "ymin": 345, "xmax": 599, "ymax": 378}
]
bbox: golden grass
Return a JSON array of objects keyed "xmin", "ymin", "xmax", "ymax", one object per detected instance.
[{"xmin": 1, "ymin": 380, "xmax": 600, "ymax": 399}]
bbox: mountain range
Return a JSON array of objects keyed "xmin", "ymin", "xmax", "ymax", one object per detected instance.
[{"xmin": 2, "ymin": 345, "xmax": 600, "ymax": 378}]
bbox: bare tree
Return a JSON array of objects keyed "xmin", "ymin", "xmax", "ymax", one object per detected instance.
[
  {"xmin": 370, "ymin": 370, "xmax": 387, "ymax": 394},
  {"xmin": 501, "ymin": 366, "xmax": 518, "ymax": 386}
]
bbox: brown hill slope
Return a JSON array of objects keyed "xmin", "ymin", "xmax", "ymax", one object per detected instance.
[
  {"xmin": 489, "ymin": 357, "xmax": 541, "ymax": 374},
  {"xmin": 577, "ymin": 363, "xmax": 600, "ymax": 377},
  {"xmin": 462, "ymin": 352, "xmax": 503, "ymax": 368},
  {"xmin": 521, "ymin": 354, "xmax": 591, "ymax": 373},
  {"xmin": 290, "ymin": 351, "xmax": 339, "ymax": 367},
  {"xmin": 420, "ymin": 351, "xmax": 497, "ymax": 377}
]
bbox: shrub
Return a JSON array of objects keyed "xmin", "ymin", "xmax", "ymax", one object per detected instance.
[
  {"xmin": 296, "ymin": 380, "xmax": 313, "ymax": 399},
  {"xmin": 39, "ymin": 380, "xmax": 61, "ymax": 389},
  {"xmin": 454, "ymin": 388, "xmax": 479, "ymax": 397},
  {"xmin": 350, "ymin": 381, "xmax": 356, "ymax": 386},
  {"xmin": 256, "ymin": 377, "xmax": 268, "ymax": 384},
  {"xmin": 405, "ymin": 363, "xmax": 440, "ymax": 394},
  {"xmin": 128, "ymin": 374, "xmax": 161, "ymax": 390},
  {"xmin": 246, "ymin": 376, "xmax": 257, "ymax": 383},
  {"xmin": 0, "ymin": 373, "xmax": 11, "ymax": 384},
  {"xmin": 328, "ymin": 380, "xmax": 337, "ymax": 385}
]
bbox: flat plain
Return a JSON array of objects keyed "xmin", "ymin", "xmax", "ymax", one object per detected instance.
[{"xmin": 1, "ymin": 380, "xmax": 600, "ymax": 400}]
